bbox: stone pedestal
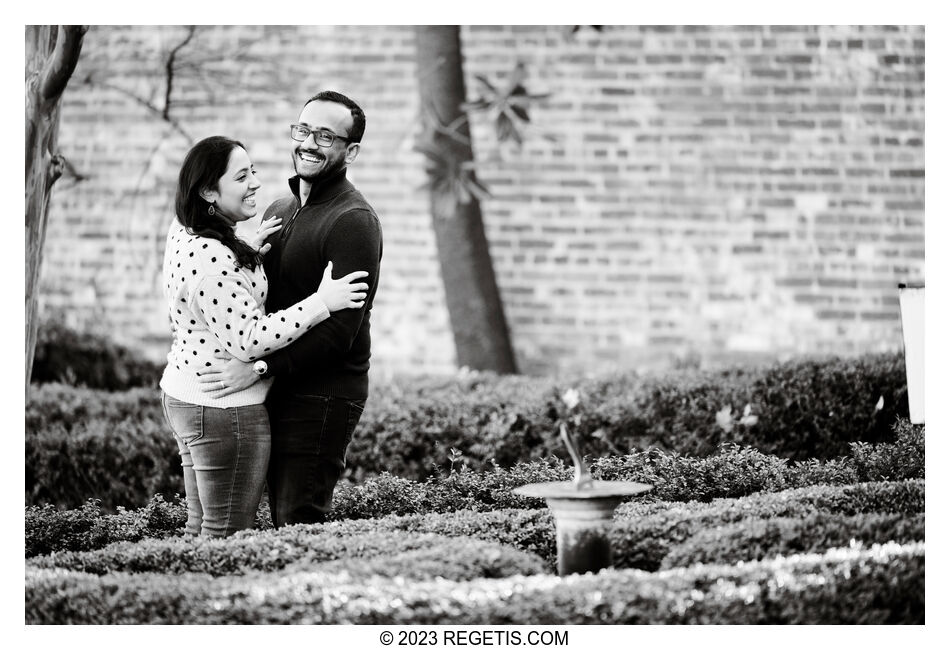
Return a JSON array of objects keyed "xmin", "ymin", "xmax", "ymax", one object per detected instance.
[{"xmin": 514, "ymin": 480, "xmax": 652, "ymax": 576}]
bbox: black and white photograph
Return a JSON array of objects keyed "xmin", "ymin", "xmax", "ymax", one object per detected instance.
[{"xmin": 19, "ymin": 9, "xmax": 941, "ymax": 641}]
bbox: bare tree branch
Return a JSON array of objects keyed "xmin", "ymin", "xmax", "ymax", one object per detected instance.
[
  {"xmin": 89, "ymin": 78, "xmax": 192, "ymax": 142},
  {"xmin": 163, "ymin": 26, "xmax": 197, "ymax": 120},
  {"xmin": 46, "ymin": 153, "xmax": 66, "ymax": 191},
  {"xmin": 130, "ymin": 138, "xmax": 170, "ymax": 203},
  {"xmin": 77, "ymin": 26, "xmax": 198, "ymax": 145},
  {"xmin": 39, "ymin": 25, "xmax": 88, "ymax": 106},
  {"xmin": 174, "ymin": 32, "xmax": 299, "ymax": 103},
  {"xmin": 56, "ymin": 156, "xmax": 88, "ymax": 186}
]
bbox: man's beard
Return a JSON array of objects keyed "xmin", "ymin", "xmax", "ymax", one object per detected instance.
[{"xmin": 294, "ymin": 151, "xmax": 345, "ymax": 183}]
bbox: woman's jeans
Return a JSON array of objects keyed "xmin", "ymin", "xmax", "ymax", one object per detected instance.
[{"xmin": 161, "ymin": 392, "xmax": 270, "ymax": 537}]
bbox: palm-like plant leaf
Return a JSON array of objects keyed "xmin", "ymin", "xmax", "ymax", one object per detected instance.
[
  {"xmin": 463, "ymin": 63, "xmax": 550, "ymax": 146},
  {"xmin": 570, "ymin": 25, "xmax": 605, "ymax": 35},
  {"xmin": 414, "ymin": 139, "xmax": 492, "ymax": 216}
]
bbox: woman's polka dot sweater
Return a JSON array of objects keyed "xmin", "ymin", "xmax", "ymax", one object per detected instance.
[{"xmin": 158, "ymin": 220, "xmax": 329, "ymax": 407}]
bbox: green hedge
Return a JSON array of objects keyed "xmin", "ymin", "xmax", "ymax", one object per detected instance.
[
  {"xmin": 34, "ymin": 417, "xmax": 916, "ymax": 528},
  {"xmin": 25, "ymin": 385, "xmax": 183, "ymax": 508},
  {"xmin": 25, "ymin": 495, "xmax": 186, "ymax": 558},
  {"xmin": 851, "ymin": 416, "xmax": 926, "ymax": 481},
  {"xmin": 28, "ymin": 527, "xmax": 546, "ymax": 580},
  {"xmin": 30, "ymin": 319, "xmax": 162, "ymax": 390},
  {"xmin": 28, "ymin": 479, "xmax": 924, "ymax": 571},
  {"xmin": 592, "ymin": 444, "xmax": 789, "ymax": 501},
  {"xmin": 609, "ymin": 479, "xmax": 925, "ymax": 571},
  {"xmin": 26, "ymin": 371, "xmax": 924, "ymax": 515},
  {"xmin": 26, "ymin": 352, "xmax": 911, "ymax": 509},
  {"xmin": 24, "ymin": 422, "xmax": 923, "ymax": 556},
  {"xmin": 343, "ymin": 353, "xmax": 911, "ymax": 476},
  {"xmin": 25, "ymin": 542, "xmax": 924, "ymax": 624},
  {"xmin": 332, "ymin": 423, "xmax": 923, "ymax": 521},
  {"xmin": 660, "ymin": 512, "xmax": 925, "ymax": 569}
]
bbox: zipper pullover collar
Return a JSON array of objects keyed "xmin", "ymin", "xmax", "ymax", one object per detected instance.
[{"xmin": 288, "ymin": 168, "xmax": 350, "ymax": 208}]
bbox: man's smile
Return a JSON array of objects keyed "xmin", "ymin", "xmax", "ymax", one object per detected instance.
[{"xmin": 297, "ymin": 149, "xmax": 325, "ymax": 165}]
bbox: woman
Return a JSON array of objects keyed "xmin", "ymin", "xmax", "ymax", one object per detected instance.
[{"xmin": 160, "ymin": 136, "xmax": 368, "ymax": 537}]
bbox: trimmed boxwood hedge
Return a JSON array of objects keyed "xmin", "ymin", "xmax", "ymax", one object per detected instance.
[
  {"xmin": 25, "ymin": 542, "xmax": 924, "ymax": 624},
  {"xmin": 25, "ymin": 421, "xmax": 922, "ymax": 558},
  {"xmin": 609, "ymin": 479, "xmax": 925, "ymax": 571},
  {"xmin": 25, "ymin": 494, "xmax": 186, "ymax": 558},
  {"xmin": 29, "ymin": 322, "xmax": 909, "ymax": 465},
  {"xmin": 24, "ymin": 418, "xmax": 923, "ymax": 558},
  {"xmin": 26, "ymin": 397, "xmax": 924, "ymax": 520},
  {"xmin": 328, "ymin": 425, "xmax": 920, "ymax": 524},
  {"xmin": 27, "ymin": 351, "xmax": 911, "ymax": 509},
  {"xmin": 28, "ymin": 528, "xmax": 546, "ymax": 579},
  {"xmin": 25, "ymin": 385, "xmax": 182, "ymax": 509},
  {"xmin": 659, "ymin": 512, "xmax": 925, "ymax": 569},
  {"xmin": 26, "ymin": 494, "xmax": 557, "ymax": 562},
  {"xmin": 28, "ymin": 479, "xmax": 924, "ymax": 575},
  {"xmin": 322, "ymin": 422, "xmax": 924, "ymax": 520},
  {"xmin": 30, "ymin": 319, "xmax": 163, "ymax": 391}
]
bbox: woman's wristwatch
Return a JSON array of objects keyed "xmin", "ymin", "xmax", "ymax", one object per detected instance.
[{"xmin": 253, "ymin": 360, "xmax": 269, "ymax": 377}]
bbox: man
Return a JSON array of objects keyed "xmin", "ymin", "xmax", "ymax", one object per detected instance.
[{"xmin": 206, "ymin": 90, "xmax": 382, "ymax": 527}]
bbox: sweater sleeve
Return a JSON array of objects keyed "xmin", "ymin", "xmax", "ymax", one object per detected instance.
[
  {"xmin": 263, "ymin": 209, "xmax": 381, "ymax": 376},
  {"xmin": 189, "ymin": 270, "xmax": 330, "ymax": 363}
]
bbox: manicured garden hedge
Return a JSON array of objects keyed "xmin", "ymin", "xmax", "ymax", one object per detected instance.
[
  {"xmin": 25, "ymin": 385, "xmax": 181, "ymax": 509},
  {"xmin": 25, "ymin": 421, "xmax": 922, "ymax": 557},
  {"xmin": 29, "ymin": 528, "xmax": 546, "ymax": 579},
  {"xmin": 28, "ymin": 478, "xmax": 924, "ymax": 572},
  {"xmin": 353, "ymin": 352, "xmax": 908, "ymax": 473},
  {"xmin": 30, "ymin": 319, "xmax": 162, "ymax": 390},
  {"xmin": 27, "ymin": 351, "xmax": 910, "ymax": 509},
  {"xmin": 610, "ymin": 479, "xmax": 925, "ymax": 571},
  {"xmin": 26, "ymin": 324, "xmax": 925, "ymax": 625},
  {"xmin": 25, "ymin": 542, "xmax": 924, "ymax": 624},
  {"xmin": 659, "ymin": 511, "xmax": 924, "ymax": 568}
]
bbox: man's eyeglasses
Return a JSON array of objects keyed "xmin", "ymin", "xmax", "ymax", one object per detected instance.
[{"xmin": 290, "ymin": 124, "xmax": 351, "ymax": 147}]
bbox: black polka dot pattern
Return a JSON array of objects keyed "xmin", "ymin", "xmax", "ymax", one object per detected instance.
[{"xmin": 160, "ymin": 221, "xmax": 333, "ymax": 394}]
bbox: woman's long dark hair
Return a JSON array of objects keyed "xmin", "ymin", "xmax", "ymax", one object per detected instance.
[{"xmin": 175, "ymin": 136, "xmax": 262, "ymax": 271}]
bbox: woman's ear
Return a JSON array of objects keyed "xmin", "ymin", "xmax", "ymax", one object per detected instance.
[{"xmin": 199, "ymin": 187, "xmax": 218, "ymax": 204}]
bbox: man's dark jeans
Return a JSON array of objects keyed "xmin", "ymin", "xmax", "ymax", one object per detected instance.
[{"xmin": 265, "ymin": 391, "xmax": 365, "ymax": 527}]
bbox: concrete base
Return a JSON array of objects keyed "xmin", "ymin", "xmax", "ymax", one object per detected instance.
[
  {"xmin": 549, "ymin": 498, "xmax": 620, "ymax": 576},
  {"xmin": 514, "ymin": 481, "xmax": 652, "ymax": 576}
]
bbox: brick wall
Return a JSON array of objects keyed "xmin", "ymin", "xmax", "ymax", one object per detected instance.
[{"xmin": 41, "ymin": 25, "xmax": 925, "ymax": 376}]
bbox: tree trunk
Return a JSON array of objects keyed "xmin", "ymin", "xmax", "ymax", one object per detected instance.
[
  {"xmin": 25, "ymin": 25, "xmax": 87, "ymax": 394},
  {"xmin": 413, "ymin": 26, "xmax": 518, "ymax": 374}
]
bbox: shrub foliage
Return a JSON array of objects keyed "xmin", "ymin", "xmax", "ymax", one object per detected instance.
[
  {"xmin": 27, "ymin": 351, "xmax": 910, "ymax": 509},
  {"xmin": 659, "ymin": 512, "xmax": 924, "ymax": 569},
  {"xmin": 25, "ymin": 329, "xmax": 924, "ymax": 625},
  {"xmin": 31, "ymin": 319, "xmax": 162, "ymax": 390},
  {"xmin": 28, "ymin": 479, "xmax": 924, "ymax": 572},
  {"xmin": 29, "ymin": 527, "xmax": 546, "ymax": 579},
  {"xmin": 27, "ymin": 418, "xmax": 923, "ymax": 538},
  {"xmin": 25, "ymin": 542, "xmax": 924, "ymax": 624}
]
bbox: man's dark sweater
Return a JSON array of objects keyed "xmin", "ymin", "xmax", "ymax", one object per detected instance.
[{"xmin": 261, "ymin": 169, "xmax": 382, "ymax": 399}]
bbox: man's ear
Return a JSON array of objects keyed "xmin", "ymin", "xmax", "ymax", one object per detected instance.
[{"xmin": 344, "ymin": 143, "xmax": 360, "ymax": 165}]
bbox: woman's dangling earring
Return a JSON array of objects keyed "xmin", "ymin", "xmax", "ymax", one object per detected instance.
[{"xmin": 208, "ymin": 203, "xmax": 216, "ymax": 216}]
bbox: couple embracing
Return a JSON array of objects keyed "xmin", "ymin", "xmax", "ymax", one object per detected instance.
[{"xmin": 159, "ymin": 91, "xmax": 382, "ymax": 536}]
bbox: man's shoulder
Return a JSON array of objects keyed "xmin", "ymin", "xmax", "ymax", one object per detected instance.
[
  {"xmin": 329, "ymin": 203, "xmax": 381, "ymax": 238},
  {"xmin": 265, "ymin": 195, "xmax": 298, "ymax": 218},
  {"xmin": 337, "ymin": 184, "xmax": 380, "ymax": 222}
]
